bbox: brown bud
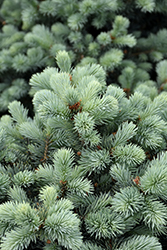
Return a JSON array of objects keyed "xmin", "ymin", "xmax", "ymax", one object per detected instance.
[
  {"xmin": 123, "ymin": 88, "xmax": 130, "ymax": 93},
  {"xmin": 69, "ymin": 74, "xmax": 72, "ymax": 81},
  {"xmin": 133, "ymin": 176, "xmax": 140, "ymax": 186},
  {"xmin": 110, "ymin": 34, "xmax": 116, "ymax": 40}
]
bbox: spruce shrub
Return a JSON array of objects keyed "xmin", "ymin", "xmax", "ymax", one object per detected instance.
[
  {"xmin": 0, "ymin": 51, "xmax": 167, "ymax": 249},
  {"xmin": 1, "ymin": 0, "xmax": 167, "ymax": 249}
]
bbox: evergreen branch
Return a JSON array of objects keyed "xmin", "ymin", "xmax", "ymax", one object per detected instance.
[
  {"xmin": 112, "ymin": 15, "xmax": 130, "ymax": 37},
  {"xmin": 0, "ymin": 173, "xmax": 10, "ymax": 200},
  {"xmin": 85, "ymin": 95, "xmax": 118, "ymax": 125},
  {"xmin": 0, "ymin": 128, "xmax": 8, "ymax": 161},
  {"xmin": 68, "ymin": 13, "xmax": 87, "ymax": 31},
  {"xmin": 8, "ymin": 185, "xmax": 29, "ymax": 203},
  {"xmin": 29, "ymin": 67, "xmax": 58, "ymax": 95},
  {"xmin": 1, "ymin": 226, "xmax": 36, "ymax": 250},
  {"xmin": 79, "ymin": 79, "xmax": 102, "ymax": 104},
  {"xmin": 44, "ymin": 210, "xmax": 82, "ymax": 249},
  {"xmin": 28, "ymin": 24, "xmax": 55, "ymax": 49},
  {"xmin": 85, "ymin": 193, "xmax": 112, "ymax": 214},
  {"xmin": 135, "ymin": 0, "xmax": 155, "ymax": 12},
  {"xmin": 78, "ymin": 148, "xmax": 111, "ymax": 174},
  {"xmin": 39, "ymin": 185, "xmax": 59, "ymax": 207},
  {"xmin": 112, "ymin": 121, "xmax": 137, "ymax": 147},
  {"xmin": 19, "ymin": 121, "xmax": 45, "ymax": 142},
  {"xmin": 35, "ymin": 164, "xmax": 56, "ymax": 185},
  {"xmin": 105, "ymin": 85, "xmax": 126, "ymax": 102},
  {"xmin": 53, "ymin": 148, "xmax": 75, "ymax": 182},
  {"xmin": 85, "ymin": 207, "xmax": 125, "ymax": 239},
  {"xmin": 100, "ymin": 49, "xmax": 124, "ymax": 70},
  {"xmin": 56, "ymin": 50, "xmax": 71, "ymax": 73},
  {"xmin": 110, "ymin": 163, "xmax": 132, "ymax": 188},
  {"xmin": 115, "ymin": 235, "xmax": 162, "ymax": 250},
  {"xmin": 0, "ymin": 201, "xmax": 17, "ymax": 222},
  {"xmin": 50, "ymin": 72, "xmax": 72, "ymax": 102},
  {"xmin": 118, "ymin": 67, "xmax": 135, "ymax": 90},
  {"xmin": 8, "ymin": 101, "xmax": 29, "ymax": 125},
  {"xmin": 142, "ymin": 197, "xmax": 167, "ymax": 235},
  {"xmin": 47, "ymin": 198, "xmax": 74, "ymax": 216},
  {"xmin": 13, "ymin": 170, "xmax": 35, "ymax": 187},
  {"xmin": 33, "ymin": 89, "xmax": 70, "ymax": 119},
  {"xmin": 140, "ymin": 155, "xmax": 167, "ymax": 199},
  {"xmin": 72, "ymin": 63, "xmax": 106, "ymax": 88},
  {"xmin": 68, "ymin": 177, "xmax": 93, "ymax": 195},
  {"xmin": 112, "ymin": 144, "xmax": 146, "ymax": 167},
  {"xmin": 112, "ymin": 186, "xmax": 144, "ymax": 217},
  {"xmin": 39, "ymin": 0, "xmax": 57, "ymax": 16},
  {"xmin": 81, "ymin": 241, "xmax": 104, "ymax": 250}
]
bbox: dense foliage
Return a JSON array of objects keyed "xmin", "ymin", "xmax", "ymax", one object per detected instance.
[{"xmin": 1, "ymin": 0, "xmax": 167, "ymax": 249}]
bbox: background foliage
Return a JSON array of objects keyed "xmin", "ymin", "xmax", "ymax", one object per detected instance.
[
  {"xmin": 1, "ymin": 0, "xmax": 167, "ymax": 249},
  {"xmin": 0, "ymin": 0, "xmax": 167, "ymax": 113}
]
